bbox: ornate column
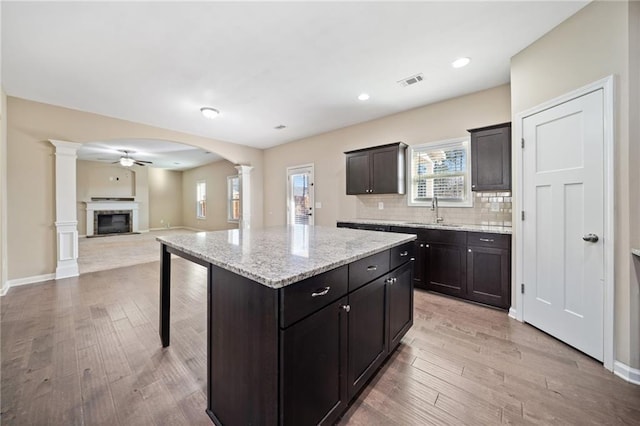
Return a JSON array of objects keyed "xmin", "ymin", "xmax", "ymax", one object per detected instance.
[
  {"xmin": 50, "ymin": 140, "xmax": 82, "ymax": 279},
  {"xmin": 235, "ymin": 165, "xmax": 253, "ymax": 230}
]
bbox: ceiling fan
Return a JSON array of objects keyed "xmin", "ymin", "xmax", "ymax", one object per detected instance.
[{"xmin": 106, "ymin": 150, "xmax": 153, "ymax": 167}]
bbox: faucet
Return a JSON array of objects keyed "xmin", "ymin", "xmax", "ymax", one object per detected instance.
[{"xmin": 431, "ymin": 196, "xmax": 443, "ymax": 223}]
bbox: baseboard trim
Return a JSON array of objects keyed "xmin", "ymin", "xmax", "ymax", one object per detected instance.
[
  {"xmin": 3, "ymin": 273, "xmax": 57, "ymax": 295},
  {"xmin": 0, "ymin": 285, "xmax": 8, "ymax": 296},
  {"xmin": 149, "ymin": 226, "xmax": 188, "ymax": 231},
  {"xmin": 614, "ymin": 361, "xmax": 640, "ymax": 385},
  {"xmin": 508, "ymin": 307, "xmax": 518, "ymax": 320}
]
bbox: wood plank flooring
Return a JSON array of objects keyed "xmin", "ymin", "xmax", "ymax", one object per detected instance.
[{"xmin": 2, "ymin": 259, "xmax": 639, "ymax": 425}]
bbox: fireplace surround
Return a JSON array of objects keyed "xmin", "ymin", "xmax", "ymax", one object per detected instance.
[{"xmin": 84, "ymin": 201, "xmax": 139, "ymax": 236}]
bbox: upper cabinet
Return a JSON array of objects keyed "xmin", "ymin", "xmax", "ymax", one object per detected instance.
[
  {"xmin": 468, "ymin": 122, "xmax": 511, "ymax": 191},
  {"xmin": 345, "ymin": 142, "xmax": 406, "ymax": 195}
]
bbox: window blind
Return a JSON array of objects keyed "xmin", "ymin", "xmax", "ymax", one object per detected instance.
[{"xmin": 412, "ymin": 144, "xmax": 467, "ymax": 201}]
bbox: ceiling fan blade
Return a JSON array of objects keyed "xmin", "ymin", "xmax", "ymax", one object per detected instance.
[
  {"xmin": 133, "ymin": 161, "xmax": 148, "ymax": 166},
  {"xmin": 134, "ymin": 160, "xmax": 153, "ymax": 164}
]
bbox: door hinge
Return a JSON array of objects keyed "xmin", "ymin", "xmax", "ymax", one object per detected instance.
[
  {"xmin": 521, "ymin": 283, "xmax": 525, "ymax": 294},
  {"xmin": 521, "ymin": 211, "xmax": 525, "ymax": 221},
  {"xmin": 521, "ymin": 138, "xmax": 525, "ymax": 149}
]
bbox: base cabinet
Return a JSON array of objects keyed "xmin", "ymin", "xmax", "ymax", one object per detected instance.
[
  {"xmin": 467, "ymin": 245, "xmax": 510, "ymax": 309},
  {"xmin": 280, "ymin": 248, "xmax": 414, "ymax": 425},
  {"xmin": 426, "ymin": 243, "xmax": 467, "ymax": 298},
  {"xmin": 347, "ymin": 275, "xmax": 387, "ymax": 399},
  {"xmin": 280, "ymin": 297, "xmax": 349, "ymax": 426}
]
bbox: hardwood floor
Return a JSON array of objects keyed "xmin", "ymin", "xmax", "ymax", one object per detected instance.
[{"xmin": 2, "ymin": 259, "xmax": 639, "ymax": 425}]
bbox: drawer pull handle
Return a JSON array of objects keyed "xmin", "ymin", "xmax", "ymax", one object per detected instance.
[
  {"xmin": 399, "ymin": 251, "xmax": 409, "ymax": 257},
  {"xmin": 340, "ymin": 304, "xmax": 351, "ymax": 313},
  {"xmin": 311, "ymin": 287, "xmax": 330, "ymax": 297},
  {"xmin": 479, "ymin": 238, "xmax": 495, "ymax": 242},
  {"xmin": 367, "ymin": 265, "xmax": 378, "ymax": 271},
  {"xmin": 386, "ymin": 277, "xmax": 398, "ymax": 285}
]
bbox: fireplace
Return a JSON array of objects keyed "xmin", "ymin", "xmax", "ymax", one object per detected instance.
[
  {"xmin": 84, "ymin": 201, "xmax": 139, "ymax": 237},
  {"xmin": 95, "ymin": 210, "xmax": 132, "ymax": 235}
]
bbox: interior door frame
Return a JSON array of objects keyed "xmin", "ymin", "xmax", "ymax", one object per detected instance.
[
  {"xmin": 513, "ymin": 75, "xmax": 615, "ymax": 371},
  {"xmin": 286, "ymin": 163, "xmax": 315, "ymax": 226}
]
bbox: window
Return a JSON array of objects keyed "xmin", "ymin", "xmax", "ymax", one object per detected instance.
[
  {"xmin": 227, "ymin": 175, "xmax": 240, "ymax": 222},
  {"xmin": 196, "ymin": 180, "xmax": 206, "ymax": 219},
  {"xmin": 408, "ymin": 137, "xmax": 472, "ymax": 207}
]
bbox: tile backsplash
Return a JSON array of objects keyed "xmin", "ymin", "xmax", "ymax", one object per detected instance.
[{"xmin": 355, "ymin": 191, "xmax": 512, "ymax": 227}]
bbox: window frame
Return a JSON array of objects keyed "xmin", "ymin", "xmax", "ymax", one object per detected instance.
[
  {"xmin": 196, "ymin": 180, "xmax": 206, "ymax": 219},
  {"xmin": 227, "ymin": 175, "xmax": 240, "ymax": 223},
  {"xmin": 407, "ymin": 137, "xmax": 473, "ymax": 208}
]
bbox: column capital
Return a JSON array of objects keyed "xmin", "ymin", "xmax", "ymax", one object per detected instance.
[
  {"xmin": 50, "ymin": 140, "xmax": 83, "ymax": 156},
  {"xmin": 235, "ymin": 165, "xmax": 254, "ymax": 175}
]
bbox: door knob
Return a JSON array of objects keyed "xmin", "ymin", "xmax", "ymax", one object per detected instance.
[{"xmin": 582, "ymin": 233, "xmax": 599, "ymax": 243}]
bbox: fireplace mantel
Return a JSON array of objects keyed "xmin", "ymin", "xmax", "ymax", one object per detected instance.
[{"xmin": 85, "ymin": 201, "xmax": 139, "ymax": 236}]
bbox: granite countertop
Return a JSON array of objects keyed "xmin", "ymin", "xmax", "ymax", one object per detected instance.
[
  {"xmin": 157, "ymin": 225, "xmax": 416, "ymax": 289},
  {"xmin": 633, "ymin": 248, "xmax": 640, "ymax": 257},
  {"xmin": 338, "ymin": 219, "xmax": 513, "ymax": 235}
]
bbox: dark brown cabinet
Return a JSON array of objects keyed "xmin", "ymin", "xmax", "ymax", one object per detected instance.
[
  {"xmin": 426, "ymin": 242, "xmax": 467, "ymax": 298},
  {"xmin": 347, "ymin": 274, "xmax": 388, "ymax": 399},
  {"xmin": 280, "ymin": 245, "xmax": 414, "ymax": 424},
  {"xmin": 344, "ymin": 223, "xmax": 512, "ymax": 310},
  {"xmin": 469, "ymin": 122, "xmax": 511, "ymax": 191},
  {"xmin": 466, "ymin": 232, "xmax": 511, "ymax": 309},
  {"xmin": 345, "ymin": 142, "xmax": 406, "ymax": 195},
  {"xmin": 281, "ymin": 297, "xmax": 349, "ymax": 426},
  {"xmin": 387, "ymin": 261, "xmax": 414, "ymax": 350}
]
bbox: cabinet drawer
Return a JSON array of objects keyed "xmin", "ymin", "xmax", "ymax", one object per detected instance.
[
  {"xmin": 280, "ymin": 266, "xmax": 348, "ymax": 328},
  {"xmin": 390, "ymin": 242, "xmax": 414, "ymax": 270},
  {"xmin": 348, "ymin": 250, "xmax": 390, "ymax": 292},
  {"xmin": 424, "ymin": 229, "xmax": 467, "ymax": 246},
  {"xmin": 467, "ymin": 232, "xmax": 510, "ymax": 249}
]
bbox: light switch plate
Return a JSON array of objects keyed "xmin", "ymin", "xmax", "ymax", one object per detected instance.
[
  {"xmin": 378, "ymin": 202, "xmax": 384, "ymax": 210},
  {"xmin": 315, "ymin": 202, "xmax": 322, "ymax": 209}
]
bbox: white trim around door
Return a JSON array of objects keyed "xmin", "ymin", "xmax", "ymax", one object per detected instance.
[
  {"xmin": 286, "ymin": 164, "xmax": 315, "ymax": 226},
  {"xmin": 513, "ymin": 75, "xmax": 615, "ymax": 372}
]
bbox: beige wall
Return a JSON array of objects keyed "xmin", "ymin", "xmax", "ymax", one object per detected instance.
[
  {"xmin": 511, "ymin": 0, "xmax": 638, "ymax": 368},
  {"xmin": 6, "ymin": 97, "xmax": 262, "ymax": 280},
  {"xmin": 148, "ymin": 167, "xmax": 183, "ymax": 229},
  {"xmin": 263, "ymin": 84, "xmax": 511, "ymax": 227},
  {"xmin": 182, "ymin": 160, "xmax": 239, "ymax": 231},
  {"xmin": 76, "ymin": 160, "xmax": 150, "ymax": 235},
  {"xmin": 1, "ymin": 88, "xmax": 7, "ymax": 294}
]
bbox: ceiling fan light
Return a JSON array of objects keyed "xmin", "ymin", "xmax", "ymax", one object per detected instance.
[{"xmin": 120, "ymin": 157, "xmax": 135, "ymax": 167}]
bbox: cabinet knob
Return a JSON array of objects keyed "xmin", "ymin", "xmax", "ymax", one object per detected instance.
[
  {"xmin": 468, "ymin": 249, "xmax": 472, "ymax": 253},
  {"xmin": 400, "ymin": 251, "xmax": 409, "ymax": 257},
  {"xmin": 419, "ymin": 243, "xmax": 425, "ymax": 248},
  {"xmin": 426, "ymin": 244, "xmax": 429, "ymax": 248},
  {"xmin": 340, "ymin": 304, "xmax": 351, "ymax": 313},
  {"xmin": 472, "ymin": 184, "xmax": 476, "ymax": 188},
  {"xmin": 311, "ymin": 287, "xmax": 330, "ymax": 297}
]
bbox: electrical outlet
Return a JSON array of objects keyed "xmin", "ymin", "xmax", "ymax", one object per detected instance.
[
  {"xmin": 378, "ymin": 202, "xmax": 384, "ymax": 210},
  {"xmin": 490, "ymin": 202, "xmax": 500, "ymax": 212}
]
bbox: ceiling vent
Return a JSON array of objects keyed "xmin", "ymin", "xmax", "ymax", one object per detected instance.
[
  {"xmin": 398, "ymin": 73, "xmax": 424, "ymax": 87},
  {"xmin": 274, "ymin": 124, "xmax": 287, "ymax": 130}
]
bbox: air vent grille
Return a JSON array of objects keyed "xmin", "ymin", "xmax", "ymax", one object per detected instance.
[
  {"xmin": 274, "ymin": 124, "xmax": 287, "ymax": 130},
  {"xmin": 398, "ymin": 73, "xmax": 424, "ymax": 87}
]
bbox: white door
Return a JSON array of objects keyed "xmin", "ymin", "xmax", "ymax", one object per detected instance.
[
  {"xmin": 286, "ymin": 165, "xmax": 314, "ymax": 226},
  {"xmin": 522, "ymin": 89, "xmax": 604, "ymax": 361}
]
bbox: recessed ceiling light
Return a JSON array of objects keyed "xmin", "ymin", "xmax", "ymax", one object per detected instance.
[
  {"xmin": 452, "ymin": 57, "xmax": 471, "ymax": 68},
  {"xmin": 358, "ymin": 93, "xmax": 370, "ymax": 101},
  {"xmin": 200, "ymin": 107, "xmax": 220, "ymax": 119}
]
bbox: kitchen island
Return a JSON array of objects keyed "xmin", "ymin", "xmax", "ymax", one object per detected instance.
[{"xmin": 157, "ymin": 225, "xmax": 416, "ymax": 425}]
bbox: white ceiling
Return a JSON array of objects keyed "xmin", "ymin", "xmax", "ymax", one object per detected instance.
[
  {"xmin": 2, "ymin": 1, "xmax": 588, "ymax": 150},
  {"xmin": 77, "ymin": 139, "xmax": 223, "ymax": 171}
]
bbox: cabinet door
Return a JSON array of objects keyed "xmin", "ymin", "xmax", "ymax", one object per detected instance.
[
  {"xmin": 471, "ymin": 124, "xmax": 511, "ymax": 191},
  {"xmin": 426, "ymin": 243, "xmax": 467, "ymax": 297},
  {"xmin": 387, "ymin": 261, "xmax": 414, "ymax": 351},
  {"xmin": 370, "ymin": 146, "xmax": 399, "ymax": 194},
  {"xmin": 280, "ymin": 297, "xmax": 348, "ymax": 426},
  {"xmin": 467, "ymin": 246, "xmax": 510, "ymax": 309},
  {"xmin": 347, "ymin": 275, "xmax": 387, "ymax": 399},
  {"xmin": 413, "ymin": 241, "xmax": 428, "ymax": 289},
  {"xmin": 346, "ymin": 151, "xmax": 371, "ymax": 195}
]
